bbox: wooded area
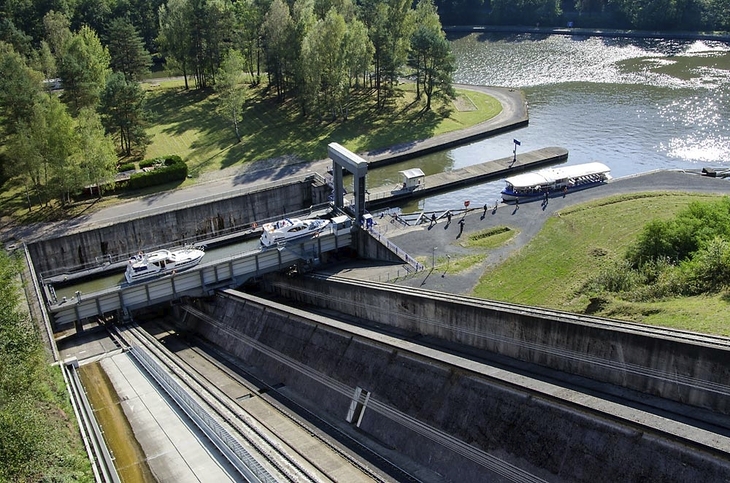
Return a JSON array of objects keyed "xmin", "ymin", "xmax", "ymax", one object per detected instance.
[{"xmin": 0, "ymin": 0, "xmax": 457, "ymax": 211}]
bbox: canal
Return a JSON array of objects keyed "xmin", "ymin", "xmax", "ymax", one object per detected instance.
[{"xmin": 369, "ymin": 33, "xmax": 730, "ymax": 212}]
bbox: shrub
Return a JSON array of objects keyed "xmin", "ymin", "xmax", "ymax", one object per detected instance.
[
  {"xmin": 583, "ymin": 258, "xmax": 640, "ymax": 294},
  {"xmin": 127, "ymin": 155, "xmax": 187, "ymax": 190},
  {"xmin": 117, "ymin": 162, "xmax": 136, "ymax": 173}
]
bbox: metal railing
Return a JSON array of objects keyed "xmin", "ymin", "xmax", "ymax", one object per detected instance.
[{"xmin": 365, "ymin": 227, "xmax": 424, "ymax": 272}]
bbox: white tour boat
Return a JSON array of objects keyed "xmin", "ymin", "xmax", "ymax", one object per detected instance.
[
  {"xmin": 260, "ymin": 218, "xmax": 330, "ymax": 247},
  {"xmin": 125, "ymin": 246, "xmax": 205, "ymax": 284},
  {"xmin": 501, "ymin": 162, "xmax": 611, "ymax": 202}
]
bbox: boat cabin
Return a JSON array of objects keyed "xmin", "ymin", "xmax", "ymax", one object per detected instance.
[{"xmin": 397, "ymin": 168, "xmax": 425, "ymax": 191}]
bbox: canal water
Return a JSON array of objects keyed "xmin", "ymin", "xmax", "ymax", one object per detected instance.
[{"xmin": 371, "ymin": 33, "xmax": 730, "ymax": 212}]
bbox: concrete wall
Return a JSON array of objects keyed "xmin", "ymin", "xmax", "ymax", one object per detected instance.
[
  {"xmin": 263, "ymin": 274, "xmax": 730, "ymax": 416},
  {"xmin": 29, "ymin": 179, "xmax": 329, "ymax": 276},
  {"xmin": 187, "ymin": 290, "xmax": 730, "ymax": 483}
]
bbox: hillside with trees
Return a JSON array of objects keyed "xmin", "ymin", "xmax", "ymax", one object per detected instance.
[{"xmin": 0, "ymin": 0, "xmax": 456, "ymax": 213}]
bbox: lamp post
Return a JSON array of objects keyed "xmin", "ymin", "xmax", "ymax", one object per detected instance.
[
  {"xmin": 442, "ymin": 255, "xmax": 451, "ymax": 278},
  {"xmin": 432, "ymin": 247, "xmax": 437, "ymax": 270}
]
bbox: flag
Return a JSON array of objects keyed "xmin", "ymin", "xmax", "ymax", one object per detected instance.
[{"xmin": 513, "ymin": 139, "xmax": 521, "ymax": 146}]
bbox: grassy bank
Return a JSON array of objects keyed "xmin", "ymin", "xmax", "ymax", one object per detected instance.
[
  {"xmin": 144, "ymin": 79, "xmax": 502, "ymax": 182},
  {"xmin": 472, "ymin": 192, "xmax": 730, "ymax": 335}
]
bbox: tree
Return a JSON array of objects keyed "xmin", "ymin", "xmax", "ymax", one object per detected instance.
[
  {"xmin": 100, "ymin": 71, "xmax": 149, "ymax": 156},
  {"xmin": 314, "ymin": 9, "xmax": 348, "ymax": 119},
  {"xmin": 72, "ymin": 0, "xmax": 113, "ymax": 39},
  {"xmin": 42, "ymin": 10, "xmax": 72, "ymax": 60},
  {"xmin": 262, "ymin": 0, "xmax": 295, "ymax": 101},
  {"xmin": 0, "ymin": 18, "xmax": 33, "ymax": 59},
  {"xmin": 158, "ymin": 0, "xmax": 193, "ymax": 89},
  {"xmin": 216, "ymin": 49, "xmax": 248, "ymax": 142},
  {"xmin": 420, "ymin": 32, "xmax": 455, "ymax": 110},
  {"xmin": 408, "ymin": 0, "xmax": 454, "ymax": 110},
  {"xmin": 0, "ymin": 42, "xmax": 44, "ymax": 140},
  {"xmin": 58, "ymin": 25, "xmax": 111, "ymax": 114},
  {"xmin": 6, "ymin": 95, "xmax": 77, "ymax": 207},
  {"xmin": 343, "ymin": 17, "xmax": 372, "ymax": 90},
  {"xmin": 107, "ymin": 18, "xmax": 152, "ymax": 81},
  {"xmin": 231, "ymin": 0, "xmax": 267, "ymax": 85},
  {"xmin": 74, "ymin": 107, "xmax": 118, "ymax": 197}
]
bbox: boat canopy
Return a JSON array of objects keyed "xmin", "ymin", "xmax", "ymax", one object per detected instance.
[
  {"xmin": 398, "ymin": 168, "xmax": 425, "ymax": 189},
  {"xmin": 504, "ymin": 162, "xmax": 610, "ymax": 188}
]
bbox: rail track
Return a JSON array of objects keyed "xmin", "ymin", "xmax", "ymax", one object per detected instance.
[{"xmin": 109, "ymin": 321, "xmax": 407, "ymax": 483}]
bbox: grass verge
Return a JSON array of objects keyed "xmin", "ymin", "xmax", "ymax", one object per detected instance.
[{"xmin": 472, "ymin": 192, "xmax": 730, "ymax": 334}]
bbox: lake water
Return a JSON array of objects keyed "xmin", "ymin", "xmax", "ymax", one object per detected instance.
[{"xmin": 374, "ymin": 33, "xmax": 730, "ymax": 212}]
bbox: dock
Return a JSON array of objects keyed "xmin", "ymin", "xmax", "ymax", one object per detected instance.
[{"xmin": 364, "ymin": 146, "xmax": 569, "ymax": 208}]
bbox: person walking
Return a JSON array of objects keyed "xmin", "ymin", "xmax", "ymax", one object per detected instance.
[
  {"xmin": 458, "ymin": 218, "xmax": 465, "ymax": 235},
  {"xmin": 431, "ymin": 213, "xmax": 437, "ymax": 226},
  {"xmin": 447, "ymin": 211, "xmax": 452, "ymax": 224}
]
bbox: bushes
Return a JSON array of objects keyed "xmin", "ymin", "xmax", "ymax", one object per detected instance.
[
  {"xmin": 583, "ymin": 197, "xmax": 730, "ymax": 301},
  {"xmin": 117, "ymin": 162, "xmax": 136, "ymax": 172},
  {"xmin": 127, "ymin": 155, "xmax": 187, "ymax": 190},
  {"xmin": 0, "ymin": 250, "xmax": 91, "ymax": 481}
]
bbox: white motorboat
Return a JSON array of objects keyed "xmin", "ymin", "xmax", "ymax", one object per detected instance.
[
  {"xmin": 501, "ymin": 162, "xmax": 611, "ymax": 202},
  {"xmin": 125, "ymin": 246, "xmax": 205, "ymax": 284},
  {"xmin": 260, "ymin": 218, "xmax": 330, "ymax": 247}
]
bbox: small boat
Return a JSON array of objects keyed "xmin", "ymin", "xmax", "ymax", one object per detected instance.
[
  {"xmin": 501, "ymin": 162, "xmax": 611, "ymax": 202},
  {"xmin": 260, "ymin": 218, "xmax": 330, "ymax": 247},
  {"xmin": 125, "ymin": 246, "xmax": 205, "ymax": 284}
]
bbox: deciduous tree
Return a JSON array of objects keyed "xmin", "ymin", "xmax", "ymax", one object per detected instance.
[
  {"xmin": 157, "ymin": 0, "xmax": 193, "ymax": 89},
  {"xmin": 216, "ymin": 49, "xmax": 248, "ymax": 142},
  {"xmin": 74, "ymin": 107, "xmax": 117, "ymax": 197},
  {"xmin": 58, "ymin": 25, "xmax": 111, "ymax": 114}
]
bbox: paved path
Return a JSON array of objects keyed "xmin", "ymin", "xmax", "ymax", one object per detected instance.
[
  {"xmin": 1, "ymin": 85, "xmax": 526, "ymax": 245},
  {"xmin": 326, "ymin": 170, "xmax": 730, "ymax": 294}
]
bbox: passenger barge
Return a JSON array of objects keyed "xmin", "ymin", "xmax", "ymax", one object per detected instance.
[{"xmin": 501, "ymin": 162, "xmax": 611, "ymax": 202}]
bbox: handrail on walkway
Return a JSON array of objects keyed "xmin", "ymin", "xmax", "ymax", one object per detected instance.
[{"xmin": 365, "ymin": 226, "xmax": 424, "ymax": 272}]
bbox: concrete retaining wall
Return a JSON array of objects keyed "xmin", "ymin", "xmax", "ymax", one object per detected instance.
[
  {"xmin": 263, "ymin": 274, "xmax": 730, "ymax": 416},
  {"xmin": 187, "ymin": 290, "xmax": 730, "ymax": 483},
  {"xmin": 29, "ymin": 179, "xmax": 329, "ymax": 276}
]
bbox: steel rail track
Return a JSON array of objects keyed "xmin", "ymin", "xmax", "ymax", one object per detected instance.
[
  {"xmin": 147, "ymin": 318, "xmax": 405, "ymax": 483},
  {"xmin": 113, "ymin": 323, "xmax": 320, "ymax": 483}
]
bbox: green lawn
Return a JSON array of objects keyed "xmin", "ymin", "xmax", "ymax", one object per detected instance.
[
  {"xmin": 472, "ymin": 192, "xmax": 730, "ymax": 335},
  {"xmin": 144, "ymin": 79, "xmax": 502, "ymax": 181}
]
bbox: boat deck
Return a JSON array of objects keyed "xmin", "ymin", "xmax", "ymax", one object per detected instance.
[{"xmin": 362, "ymin": 146, "xmax": 568, "ymax": 207}]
